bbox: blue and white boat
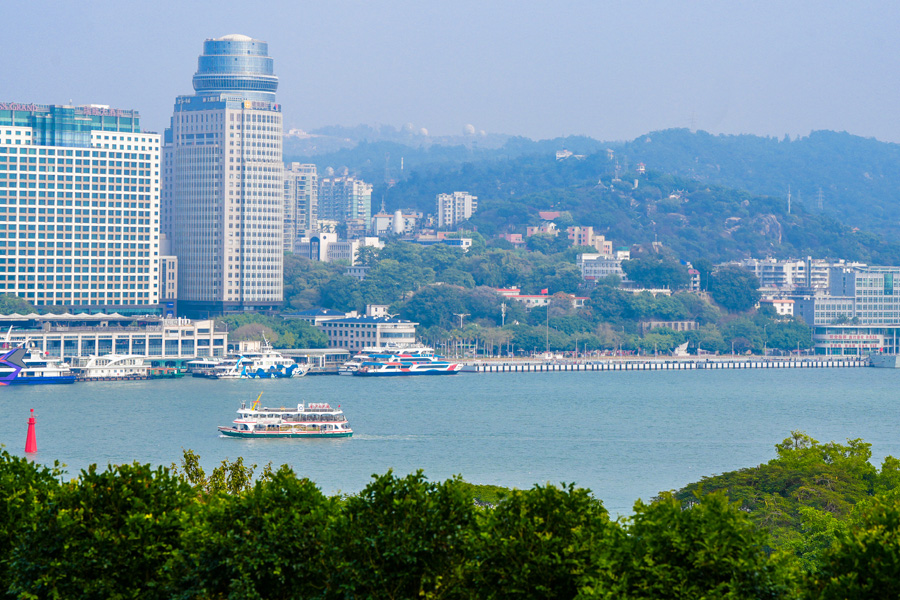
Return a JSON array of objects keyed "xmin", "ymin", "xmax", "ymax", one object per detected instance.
[
  {"xmin": 0, "ymin": 347, "xmax": 26, "ymax": 385},
  {"xmin": 206, "ymin": 341, "xmax": 306, "ymax": 379},
  {"xmin": 354, "ymin": 355, "xmax": 463, "ymax": 376},
  {"xmin": 10, "ymin": 348, "xmax": 76, "ymax": 385}
]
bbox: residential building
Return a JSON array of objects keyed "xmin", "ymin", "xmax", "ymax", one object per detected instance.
[
  {"xmin": 760, "ymin": 298, "xmax": 794, "ymax": 316},
  {"xmin": 294, "ymin": 232, "xmax": 383, "ymax": 264},
  {"xmin": 579, "ymin": 253, "xmax": 624, "ymax": 281},
  {"xmin": 639, "ymin": 320, "xmax": 699, "ymax": 334},
  {"xmin": 526, "ymin": 222, "xmax": 558, "ymax": 237},
  {"xmin": 371, "ymin": 209, "xmax": 421, "ymax": 236},
  {"xmin": 163, "ymin": 34, "xmax": 284, "ymax": 316},
  {"xmin": 567, "ymin": 227, "xmax": 612, "ymax": 254},
  {"xmin": 0, "ymin": 102, "xmax": 161, "ymax": 312},
  {"xmin": 318, "ymin": 176, "xmax": 372, "ymax": 229},
  {"xmin": 495, "ymin": 287, "xmax": 588, "ymax": 309},
  {"xmin": 0, "ymin": 313, "xmax": 226, "ymax": 358},
  {"xmin": 436, "ymin": 191, "xmax": 477, "ymax": 228},
  {"xmin": 407, "ymin": 234, "xmax": 473, "ymax": 251},
  {"xmin": 283, "ymin": 162, "xmax": 317, "ymax": 252},
  {"xmin": 725, "ymin": 257, "xmax": 867, "ymax": 291}
]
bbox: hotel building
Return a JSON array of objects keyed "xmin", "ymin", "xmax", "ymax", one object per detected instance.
[
  {"xmin": 0, "ymin": 103, "xmax": 160, "ymax": 311},
  {"xmin": 795, "ymin": 266, "xmax": 900, "ymax": 355},
  {"xmin": 163, "ymin": 34, "xmax": 283, "ymax": 316}
]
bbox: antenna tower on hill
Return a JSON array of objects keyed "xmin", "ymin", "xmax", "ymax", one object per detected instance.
[{"xmin": 816, "ymin": 188, "xmax": 824, "ymax": 211}]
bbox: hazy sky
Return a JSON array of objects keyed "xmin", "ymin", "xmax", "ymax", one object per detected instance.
[{"xmin": 5, "ymin": 1, "xmax": 899, "ymax": 142}]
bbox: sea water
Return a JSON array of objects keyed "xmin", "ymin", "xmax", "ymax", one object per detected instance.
[{"xmin": 1, "ymin": 368, "xmax": 898, "ymax": 516}]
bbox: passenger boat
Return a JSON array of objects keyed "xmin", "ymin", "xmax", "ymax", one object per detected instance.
[
  {"xmin": 9, "ymin": 348, "xmax": 76, "ymax": 385},
  {"xmin": 338, "ymin": 344, "xmax": 436, "ymax": 375},
  {"xmin": 70, "ymin": 355, "xmax": 150, "ymax": 381},
  {"xmin": 218, "ymin": 394, "xmax": 352, "ymax": 438},
  {"xmin": 0, "ymin": 347, "xmax": 26, "ymax": 385},
  {"xmin": 205, "ymin": 347, "xmax": 307, "ymax": 379},
  {"xmin": 354, "ymin": 356, "xmax": 463, "ymax": 376},
  {"xmin": 187, "ymin": 357, "xmax": 221, "ymax": 377}
]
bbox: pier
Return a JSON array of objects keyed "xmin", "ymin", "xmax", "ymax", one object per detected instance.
[{"xmin": 468, "ymin": 357, "xmax": 868, "ymax": 374}]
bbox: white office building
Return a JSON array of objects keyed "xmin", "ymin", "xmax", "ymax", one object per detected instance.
[
  {"xmin": 163, "ymin": 34, "xmax": 284, "ymax": 316},
  {"xmin": 0, "ymin": 103, "xmax": 160, "ymax": 311}
]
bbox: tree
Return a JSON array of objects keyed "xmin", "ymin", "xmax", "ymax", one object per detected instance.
[
  {"xmin": 174, "ymin": 465, "xmax": 332, "ymax": 599},
  {"xmin": 10, "ymin": 463, "xmax": 195, "ymax": 599},
  {"xmin": 594, "ymin": 492, "xmax": 792, "ymax": 599},
  {"xmin": 621, "ymin": 256, "xmax": 691, "ymax": 289},
  {"xmin": 709, "ymin": 266, "xmax": 761, "ymax": 312},
  {"xmin": 465, "ymin": 483, "xmax": 610, "ymax": 599},
  {"xmin": 0, "ymin": 294, "xmax": 35, "ymax": 314},
  {"xmin": 325, "ymin": 471, "xmax": 476, "ymax": 599}
]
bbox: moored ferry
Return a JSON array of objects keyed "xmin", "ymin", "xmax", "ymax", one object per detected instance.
[
  {"xmin": 218, "ymin": 394, "xmax": 352, "ymax": 438},
  {"xmin": 10, "ymin": 348, "xmax": 76, "ymax": 385},
  {"xmin": 0, "ymin": 347, "xmax": 26, "ymax": 385},
  {"xmin": 205, "ymin": 341, "xmax": 306, "ymax": 379},
  {"xmin": 354, "ymin": 357, "xmax": 463, "ymax": 376},
  {"xmin": 338, "ymin": 344, "xmax": 436, "ymax": 375},
  {"xmin": 70, "ymin": 355, "xmax": 150, "ymax": 381}
]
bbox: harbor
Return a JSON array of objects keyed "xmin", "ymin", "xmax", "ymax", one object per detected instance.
[
  {"xmin": 468, "ymin": 356, "xmax": 869, "ymax": 373},
  {"xmin": 2, "ymin": 367, "xmax": 900, "ymax": 518}
]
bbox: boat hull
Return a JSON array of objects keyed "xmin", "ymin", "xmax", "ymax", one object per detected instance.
[
  {"xmin": 353, "ymin": 369, "xmax": 461, "ymax": 376},
  {"xmin": 9, "ymin": 375, "xmax": 76, "ymax": 385},
  {"xmin": 218, "ymin": 427, "xmax": 352, "ymax": 439}
]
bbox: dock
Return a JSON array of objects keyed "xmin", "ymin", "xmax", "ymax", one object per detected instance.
[{"xmin": 468, "ymin": 357, "xmax": 868, "ymax": 373}]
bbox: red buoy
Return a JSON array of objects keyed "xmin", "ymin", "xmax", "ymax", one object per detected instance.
[{"xmin": 25, "ymin": 409, "xmax": 37, "ymax": 453}]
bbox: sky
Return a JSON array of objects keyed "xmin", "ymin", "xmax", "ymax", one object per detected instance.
[{"xmin": 4, "ymin": 1, "xmax": 899, "ymax": 143}]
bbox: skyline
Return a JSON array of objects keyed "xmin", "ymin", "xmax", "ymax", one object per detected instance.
[{"xmin": 4, "ymin": 1, "xmax": 900, "ymax": 144}]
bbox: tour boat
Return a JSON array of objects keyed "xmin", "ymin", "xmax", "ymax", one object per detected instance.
[
  {"xmin": 218, "ymin": 394, "xmax": 352, "ymax": 438},
  {"xmin": 354, "ymin": 356, "xmax": 463, "ymax": 376},
  {"xmin": 0, "ymin": 347, "xmax": 26, "ymax": 385},
  {"xmin": 9, "ymin": 348, "xmax": 76, "ymax": 385},
  {"xmin": 69, "ymin": 355, "xmax": 150, "ymax": 381}
]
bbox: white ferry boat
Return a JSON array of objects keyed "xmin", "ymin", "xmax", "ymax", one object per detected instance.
[
  {"xmin": 206, "ymin": 346, "xmax": 307, "ymax": 379},
  {"xmin": 10, "ymin": 348, "xmax": 76, "ymax": 385},
  {"xmin": 354, "ymin": 356, "xmax": 463, "ymax": 376},
  {"xmin": 187, "ymin": 357, "xmax": 222, "ymax": 377},
  {"xmin": 70, "ymin": 355, "xmax": 150, "ymax": 381},
  {"xmin": 218, "ymin": 394, "xmax": 352, "ymax": 438},
  {"xmin": 338, "ymin": 344, "xmax": 435, "ymax": 375}
]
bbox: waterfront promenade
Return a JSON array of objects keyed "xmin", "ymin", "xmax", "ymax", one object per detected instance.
[{"xmin": 466, "ymin": 356, "xmax": 868, "ymax": 374}]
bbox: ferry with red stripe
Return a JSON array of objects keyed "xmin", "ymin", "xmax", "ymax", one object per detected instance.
[{"xmin": 354, "ymin": 356, "xmax": 463, "ymax": 376}]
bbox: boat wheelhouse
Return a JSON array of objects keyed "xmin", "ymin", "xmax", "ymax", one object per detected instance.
[{"xmin": 218, "ymin": 395, "xmax": 352, "ymax": 438}]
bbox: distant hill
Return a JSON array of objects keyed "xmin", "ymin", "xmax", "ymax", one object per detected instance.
[
  {"xmin": 614, "ymin": 129, "xmax": 900, "ymax": 236},
  {"xmin": 368, "ymin": 150, "xmax": 900, "ymax": 264}
]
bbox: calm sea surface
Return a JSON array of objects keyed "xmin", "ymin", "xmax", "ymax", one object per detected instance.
[{"xmin": 1, "ymin": 368, "xmax": 898, "ymax": 516}]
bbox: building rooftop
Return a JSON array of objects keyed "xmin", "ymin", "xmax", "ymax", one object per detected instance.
[{"xmin": 216, "ymin": 33, "xmax": 254, "ymax": 41}]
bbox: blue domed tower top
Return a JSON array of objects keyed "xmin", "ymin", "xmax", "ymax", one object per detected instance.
[{"xmin": 192, "ymin": 34, "xmax": 278, "ymax": 102}]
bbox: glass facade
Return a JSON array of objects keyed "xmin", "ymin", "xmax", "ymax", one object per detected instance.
[{"xmin": 192, "ymin": 36, "xmax": 278, "ymax": 102}]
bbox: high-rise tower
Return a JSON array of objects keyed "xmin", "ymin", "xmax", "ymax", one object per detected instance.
[{"xmin": 163, "ymin": 34, "xmax": 283, "ymax": 316}]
